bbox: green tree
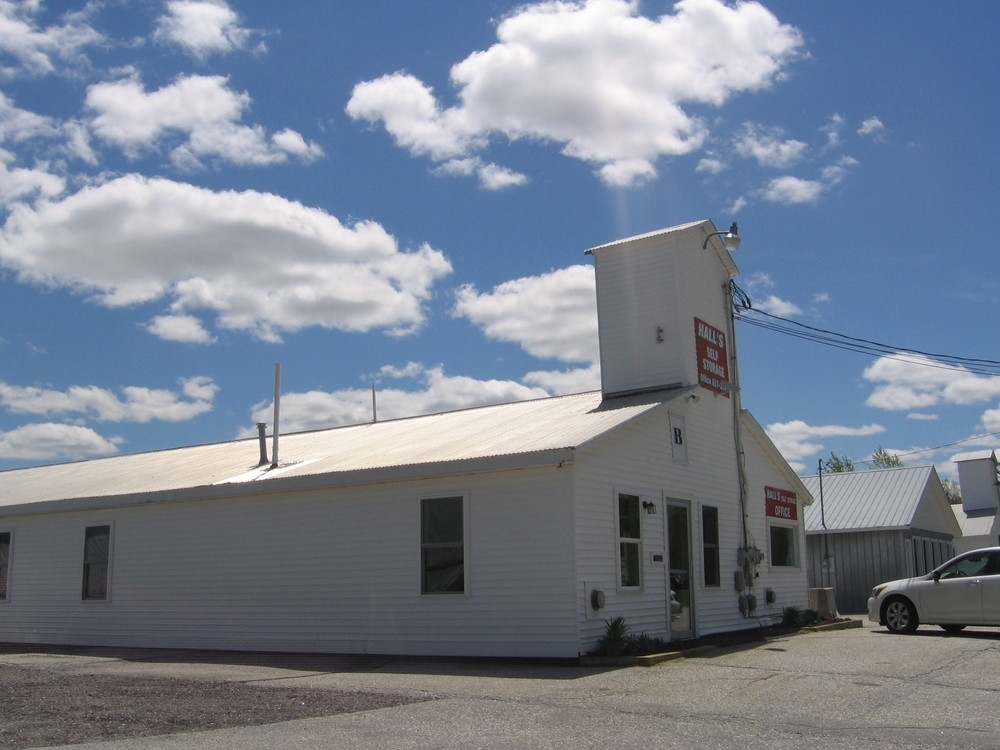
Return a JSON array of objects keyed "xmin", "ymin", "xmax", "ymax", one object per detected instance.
[
  {"xmin": 941, "ymin": 478, "xmax": 962, "ymax": 504},
  {"xmin": 824, "ymin": 452, "xmax": 854, "ymax": 473},
  {"xmin": 870, "ymin": 446, "xmax": 903, "ymax": 468}
]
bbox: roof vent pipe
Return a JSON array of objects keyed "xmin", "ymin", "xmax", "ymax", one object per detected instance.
[
  {"xmin": 271, "ymin": 362, "xmax": 281, "ymax": 468},
  {"xmin": 255, "ymin": 422, "xmax": 269, "ymax": 467}
]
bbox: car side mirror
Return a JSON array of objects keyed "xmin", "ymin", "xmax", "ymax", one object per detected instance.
[{"xmin": 932, "ymin": 571, "xmax": 942, "ymax": 581}]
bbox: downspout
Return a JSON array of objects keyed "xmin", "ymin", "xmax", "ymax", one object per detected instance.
[{"xmin": 724, "ymin": 279, "xmax": 750, "ymax": 552}]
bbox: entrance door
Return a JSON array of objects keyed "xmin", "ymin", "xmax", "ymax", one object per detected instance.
[{"xmin": 666, "ymin": 500, "xmax": 694, "ymax": 639}]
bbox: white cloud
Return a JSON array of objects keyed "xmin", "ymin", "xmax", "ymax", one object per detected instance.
[
  {"xmin": 821, "ymin": 113, "xmax": 845, "ymax": 149},
  {"xmin": 453, "ymin": 264, "xmax": 598, "ymax": 363},
  {"xmin": 981, "ymin": 406, "xmax": 1000, "ymax": 434},
  {"xmin": 733, "ymin": 123, "xmax": 807, "ymax": 168},
  {"xmin": 858, "ymin": 116, "xmax": 885, "ymax": 139},
  {"xmin": 153, "ymin": 0, "xmax": 258, "ymax": 59},
  {"xmin": 0, "ymin": 91, "xmax": 58, "ymax": 142},
  {"xmin": 696, "ymin": 156, "xmax": 726, "ymax": 175},
  {"xmin": 0, "ymin": 376, "xmax": 217, "ymax": 422},
  {"xmin": 86, "ymin": 74, "xmax": 322, "ymax": 168},
  {"xmin": 433, "ymin": 157, "xmax": 528, "ymax": 190},
  {"xmin": 821, "ymin": 155, "xmax": 858, "ymax": 185},
  {"xmin": 347, "ymin": 0, "xmax": 803, "ymax": 187},
  {"xmin": 0, "ymin": 422, "xmax": 120, "ymax": 460},
  {"xmin": 246, "ymin": 363, "xmax": 550, "ymax": 434},
  {"xmin": 0, "ymin": 159, "xmax": 65, "ymax": 204},
  {"xmin": 759, "ymin": 175, "xmax": 823, "ymax": 204},
  {"xmin": 477, "ymin": 161, "xmax": 529, "ymax": 190},
  {"xmin": 752, "ymin": 294, "xmax": 802, "ymax": 317},
  {"xmin": 740, "ymin": 271, "xmax": 802, "ymax": 317},
  {"xmin": 146, "ymin": 314, "xmax": 215, "ymax": 344},
  {"xmin": 523, "ymin": 363, "xmax": 601, "ymax": 394},
  {"xmin": 0, "ymin": 175, "xmax": 453, "ymax": 341},
  {"xmin": 764, "ymin": 419, "xmax": 886, "ymax": 473},
  {"xmin": 0, "ymin": 1, "xmax": 102, "ymax": 78},
  {"xmin": 863, "ymin": 354, "xmax": 1000, "ymax": 411}
]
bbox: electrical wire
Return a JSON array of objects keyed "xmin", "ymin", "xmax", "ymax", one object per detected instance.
[
  {"xmin": 728, "ymin": 281, "xmax": 1000, "ymax": 464},
  {"xmin": 730, "ymin": 282, "xmax": 1000, "ymax": 376}
]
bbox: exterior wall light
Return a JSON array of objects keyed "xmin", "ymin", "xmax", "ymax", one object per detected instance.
[
  {"xmin": 642, "ymin": 500, "xmax": 657, "ymax": 515},
  {"xmin": 702, "ymin": 222, "xmax": 741, "ymax": 251}
]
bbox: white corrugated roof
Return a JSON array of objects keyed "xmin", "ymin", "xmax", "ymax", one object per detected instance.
[
  {"xmin": 0, "ymin": 389, "xmax": 686, "ymax": 513},
  {"xmin": 800, "ymin": 465, "xmax": 937, "ymax": 532}
]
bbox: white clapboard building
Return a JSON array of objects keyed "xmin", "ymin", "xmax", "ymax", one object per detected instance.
[{"xmin": 0, "ymin": 220, "xmax": 810, "ymax": 658}]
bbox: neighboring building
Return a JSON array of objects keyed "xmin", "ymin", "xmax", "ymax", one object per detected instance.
[
  {"xmin": 951, "ymin": 450, "xmax": 1000, "ymax": 553},
  {"xmin": 801, "ymin": 466, "xmax": 961, "ymax": 614},
  {"xmin": 0, "ymin": 220, "xmax": 810, "ymax": 658}
]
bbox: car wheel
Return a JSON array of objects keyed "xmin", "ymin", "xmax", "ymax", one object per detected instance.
[
  {"xmin": 883, "ymin": 597, "xmax": 918, "ymax": 633},
  {"xmin": 940, "ymin": 624, "xmax": 966, "ymax": 633}
]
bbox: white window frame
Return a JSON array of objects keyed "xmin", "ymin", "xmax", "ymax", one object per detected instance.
[
  {"xmin": 767, "ymin": 522, "xmax": 799, "ymax": 569},
  {"xmin": 0, "ymin": 530, "xmax": 11, "ymax": 602},
  {"xmin": 701, "ymin": 505, "xmax": 721, "ymax": 588},
  {"xmin": 616, "ymin": 492, "xmax": 643, "ymax": 590},
  {"xmin": 82, "ymin": 522, "xmax": 114, "ymax": 601},
  {"xmin": 420, "ymin": 495, "xmax": 469, "ymax": 596}
]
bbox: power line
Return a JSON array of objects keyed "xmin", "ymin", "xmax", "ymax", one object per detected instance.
[
  {"xmin": 733, "ymin": 299, "xmax": 1000, "ymax": 377},
  {"xmin": 893, "ymin": 431, "xmax": 1000, "ymax": 460},
  {"xmin": 730, "ymin": 283, "xmax": 1000, "ymax": 464}
]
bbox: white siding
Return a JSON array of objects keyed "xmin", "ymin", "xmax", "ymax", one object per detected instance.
[
  {"xmin": 590, "ymin": 225, "xmax": 735, "ymax": 397},
  {"xmin": 740, "ymin": 424, "xmax": 811, "ymax": 627},
  {"xmin": 0, "ymin": 466, "xmax": 579, "ymax": 658},
  {"xmin": 573, "ymin": 393, "xmax": 749, "ymax": 650}
]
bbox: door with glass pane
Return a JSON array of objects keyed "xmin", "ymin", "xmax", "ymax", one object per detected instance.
[{"xmin": 667, "ymin": 501, "xmax": 694, "ymax": 639}]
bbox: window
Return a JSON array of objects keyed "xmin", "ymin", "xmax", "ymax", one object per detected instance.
[
  {"xmin": 702, "ymin": 506, "xmax": 720, "ymax": 587},
  {"xmin": 0, "ymin": 532, "xmax": 10, "ymax": 600},
  {"xmin": 768, "ymin": 524, "xmax": 798, "ymax": 568},
  {"xmin": 618, "ymin": 493, "xmax": 642, "ymax": 588},
  {"xmin": 82, "ymin": 525, "xmax": 111, "ymax": 600},
  {"xmin": 421, "ymin": 497, "xmax": 464, "ymax": 594},
  {"xmin": 937, "ymin": 551, "xmax": 1000, "ymax": 579}
]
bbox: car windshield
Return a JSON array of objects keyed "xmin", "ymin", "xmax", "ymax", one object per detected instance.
[{"xmin": 936, "ymin": 553, "xmax": 995, "ymax": 579}]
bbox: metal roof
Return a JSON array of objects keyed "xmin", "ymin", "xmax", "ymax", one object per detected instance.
[
  {"xmin": 0, "ymin": 389, "xmax": 687, "ymax": 514},
  {"xmin": 800, "ymin": 465, "xmax": 939, "ymax": 532}
]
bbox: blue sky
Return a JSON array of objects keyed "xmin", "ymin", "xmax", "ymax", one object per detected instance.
[{"xmin": 1, "ymin": 0, "xmax": 998, "ymax": 480}]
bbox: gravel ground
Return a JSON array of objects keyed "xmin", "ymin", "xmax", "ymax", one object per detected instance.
[{"xmin": 0, "ymin": 662, "xmax": 429, "ymax": 749}]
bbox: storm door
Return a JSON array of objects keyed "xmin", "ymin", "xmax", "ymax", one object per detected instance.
[{"xmin": 666, "ymin": 500, "xmax": 694, "ymax": 639}]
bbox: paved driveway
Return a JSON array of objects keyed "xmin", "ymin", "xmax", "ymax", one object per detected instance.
[{"xmin": 9, "ymin": 620, "xmax": 1000, "ymax": 749}]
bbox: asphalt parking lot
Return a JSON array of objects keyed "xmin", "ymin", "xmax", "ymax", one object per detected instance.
[{"xmin": 4, "ymin": 619, "xmax": 1000, "ymax": 750}]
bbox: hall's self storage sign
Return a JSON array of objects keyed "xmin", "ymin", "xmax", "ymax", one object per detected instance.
[{"xmin": 694, "ymin": 317, "xmax": 730, "ymax": 396}]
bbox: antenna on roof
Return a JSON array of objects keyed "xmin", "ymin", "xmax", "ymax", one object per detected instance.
[
  {"xmin": 372, "ymin": 383, "xmax": 378, "ymax": 423},
  {"xmin": 271, "ymin": 362, "xmax": 281, "ymax": 468}
]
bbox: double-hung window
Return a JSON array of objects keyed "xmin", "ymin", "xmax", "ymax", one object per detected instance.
[
  {"xmin": 0, "ymin": 532, "xmax": 10, "ymax": 600},
  {"xmin": 421, "ymin": 497, "xmax": 465, "ymax": 594},
  {"xmin": 768, "ymin": 524, "xmax": 798, "ymax": 568},
  {"xmin": 618, "ymin": 494, "xmax": 642, "ymax": 588},
  {"xmin": 82, "ymin": 525, "xmax": 111, "ymax": 600},
  {"xmin": 702, "ymin": 506, "xmax": 720, "ymax": 587}
]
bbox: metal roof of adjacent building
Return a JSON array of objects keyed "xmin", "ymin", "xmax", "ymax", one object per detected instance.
[
  {"xmin": 800, "ymin": 465, "xmax": 941, "ymax": 533},
  {"xmin": 0, "ymin": 388, "xmax": 691, "ymax": 515}
]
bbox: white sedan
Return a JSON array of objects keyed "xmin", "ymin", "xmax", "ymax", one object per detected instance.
[{"xmin": 868, "ymin": 547, "xmax": 1000, "ymax": 633}]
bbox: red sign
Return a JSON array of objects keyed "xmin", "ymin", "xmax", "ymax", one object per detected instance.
[
  {"xmin": 765, "ymin": 486, "xmax": 798, "ymax": 521},
  {"xmin": 694, "ymin": 318, "xmax": 730, "ymax": 396}
]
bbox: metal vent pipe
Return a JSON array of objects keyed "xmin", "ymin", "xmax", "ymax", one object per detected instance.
[{"xmin": 256, "ymin": 422, "xmax": 269, "ymax": 466}]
